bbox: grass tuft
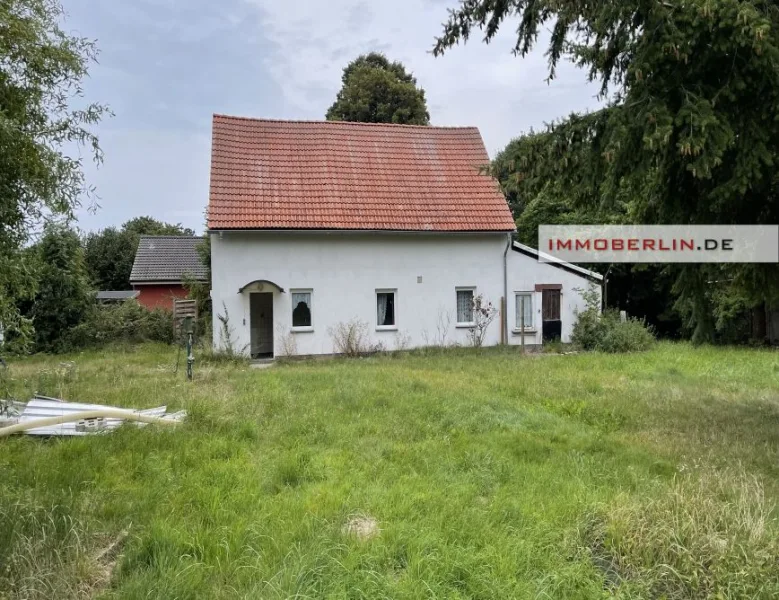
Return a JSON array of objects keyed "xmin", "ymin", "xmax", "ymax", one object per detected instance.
[
  {"xmin": 0, "ymin": 503, "xmax": 102, "ymax": 600},
  {"xmin": 581, "ymin": 470, "xmax": 779, "ymax": 598}
]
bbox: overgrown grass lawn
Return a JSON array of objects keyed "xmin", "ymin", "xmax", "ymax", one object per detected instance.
[{"xmin": 2, "ymin": 343, "xmax": 779, "ymax": 598}]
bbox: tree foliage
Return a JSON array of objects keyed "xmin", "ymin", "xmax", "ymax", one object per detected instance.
[
  {"xmin": 83, "ymin": 227, "xmax": 133, "ymax": 291},
  {"xmin": 184, "ymin": 234, "xmax": 212, "ymax": 342},
  {"xmin": 31, "ymin": 225, "xmax": 92, "ymax": 352},
  {"xmin": 326, "ymin": 53, "xmax": 430, "ymax": 124},
  {"xmin": 66, "ymin": 301, "xmax": 174, "ymax": 349},
  {"xmin": 436, "ymin": 0, "xmax": 779, "ymax": 341},
  {"xmin": 185, "ymin": 234, "xmax": 211, "ymax": 310},
  {"xmin": 120, "ymin": 216, "xmax": 194, "ymax": 239},
  {"xmin": 0, "ymin": 0, "xmax": 108, "ymax": 347},
  {"xmin": 84, "ymin": 217, "xmax": 194, "ymax": 290}
]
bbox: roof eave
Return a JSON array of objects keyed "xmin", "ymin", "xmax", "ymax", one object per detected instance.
[
  {"xmin": 512, "ymin": 242, "xmax": 603, "ymax": 282},
  {"xmin": 130, "ymin": 278, "xmax": 207, "ymax": 285},
  {"xmin": 206, "ymin": 227, "xmax": 516, "ymax": 234}
]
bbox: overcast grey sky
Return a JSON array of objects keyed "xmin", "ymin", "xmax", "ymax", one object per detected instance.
[{"xmin": 67, "ymin": 0, "xmax": 601, "ymax": 235}]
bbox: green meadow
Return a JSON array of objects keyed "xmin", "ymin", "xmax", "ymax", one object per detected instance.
[{"xmin": 1, "ymin": 343, "xmax": 778, "ymax": 599}]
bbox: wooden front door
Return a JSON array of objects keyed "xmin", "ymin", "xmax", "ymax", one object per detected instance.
[
  {"xmin": 250, "ymin": 292, "xmax": 274, "ymax": 358},
  {"xmin": 541, "ymin": 288, "xmax": 562, "ymax": 341}
]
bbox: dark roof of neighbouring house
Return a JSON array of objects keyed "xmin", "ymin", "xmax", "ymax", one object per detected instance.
[
  {"xmin": 95, "ymin": 290, "xmax": 140, "ymax": 301},
  {"xmin": 207, "ymin": 115, "xmax": 517, "ymax": 232},
  {"xmin": 129, "ymin": 236, "xmax": 208, "ymax": 283}
]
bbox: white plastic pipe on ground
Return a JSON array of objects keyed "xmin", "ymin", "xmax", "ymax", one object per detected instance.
[{"xmin": 0, "ymin": 408, "xmax": 183, "ymax": 438}]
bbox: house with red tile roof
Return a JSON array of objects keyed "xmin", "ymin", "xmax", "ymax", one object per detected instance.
[{"xmin": 207, "ymin": 115, "xmax": 600, "ymax": 358}]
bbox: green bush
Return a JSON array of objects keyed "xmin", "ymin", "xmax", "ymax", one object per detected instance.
[
  {"xmin": 66, "ymin": 301, "xmax": 174, "ymax": 349},
  {"xmin": 572, "ymin": 285, "xmax": 655, "ymax": 353},
  {"xmin": 597, "ymin": 313, "xmax": 656, "ymax": 353},
  {"xmin": 570, "ymin": 304, "xmax": 602, "ymax": 350}
]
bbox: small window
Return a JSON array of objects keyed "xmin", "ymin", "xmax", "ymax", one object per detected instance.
[
  {"xmin": 515, "ymin": 292, "xmax": 534, "ymax": 330},
  {"xmin": 291, "ymin": 290, "xmax": 312, "ymax": 329},
  {"xmin": 456, "ymin": 288, "xmax": 475, "ymax": 324},
  {"xmin": 376, "ymin": 290, "xmax": 396, "ymax": 328}
]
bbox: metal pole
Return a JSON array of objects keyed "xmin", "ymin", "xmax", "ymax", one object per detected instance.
[
  {"xmin": 500, "ymin": 296, "xmax": 506, "ymax": 345},
  {"xmin": 184, "ymin": 316, "xmax": 194, "ymax": 381},
  {"xmin": 520, "ymin": 296, "xmax": 525, "ymax": 354}
]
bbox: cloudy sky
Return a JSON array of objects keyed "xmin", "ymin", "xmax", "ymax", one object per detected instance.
[{"xmin": 66, "ymin": 0, "xmax": 601, "ymax": 234}]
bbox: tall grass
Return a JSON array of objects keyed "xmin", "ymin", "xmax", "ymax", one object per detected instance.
[
  {"xmin": 0, "ymin": 503, "xmax": 98, "ymax": 599},
  {"xmin": 582, "ymin": 470, "xmax": 779, "ymax": 598},
  {"xmin": 0, "ymin": 342, "xmax": 778, "ymax": 598}
]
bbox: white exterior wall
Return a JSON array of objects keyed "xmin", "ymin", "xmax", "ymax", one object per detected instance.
[
  {"xmin": 211, "ymin": 231, "xmax": 510, "ymax": 356},
  {"xmin": 210, "ymin": 231, "xmax": 600, "ymax": 356},
  {"xmin": 506, "ymin": 249, "xmax": 600, "ymax": 346}
]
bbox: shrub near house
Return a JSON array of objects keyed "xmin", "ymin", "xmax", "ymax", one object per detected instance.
[
  {"xmin": 572, "ymin": 286, "xmax": 655, "ymax": 353},
  {"xmin": 66, "ymin": 301, "xmax": 174, "ymax": 349}
]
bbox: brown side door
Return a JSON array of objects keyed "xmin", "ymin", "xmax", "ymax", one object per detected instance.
[
  {"xmin": 541, "ymin": 288, "xmax": 562, "ymax": 341},
  {"xmin": 542, "ymin": 289, "xmax": 561, "ymax": 321}
]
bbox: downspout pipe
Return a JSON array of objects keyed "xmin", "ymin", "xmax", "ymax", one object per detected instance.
[{"xmin": 503, "ymin": 232, "xmax": 512, "ymax": 344}]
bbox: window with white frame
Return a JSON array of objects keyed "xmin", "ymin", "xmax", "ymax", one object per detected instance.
[
  {"xmin": 376, "ymin": 290, "xmax": 396, "ymax": 328},
  {"xmin": 515, "ymin": 292, "xmax": 534, "ymax": 330},
  {"xmin": 456, "ymin": 288, "xmax": 475, "ymax": 325},
  {"xmin": 291, "ymin": 290, "xmax": 312, "ymax": 329}
]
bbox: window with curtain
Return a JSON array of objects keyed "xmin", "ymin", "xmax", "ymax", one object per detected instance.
[
  {"xmin": 376, "ymin": 291, "xmax": 396, "ymax": 327},
  {"xmin": 456, "ymin": 289, "xmax": 474, "ymax": 324},
  {"xmin": 291, "ymin": 291, "xmax": 312, "ymax": 328},
  {"xmin": 515, "ymin": 292, "xmax": 533, "ymax": 330}
]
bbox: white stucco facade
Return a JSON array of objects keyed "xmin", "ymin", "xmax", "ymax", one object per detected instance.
[
  {"xmin": 210, "ymin": 231, "xmax": 600, "ymax": 357},
  {"xmin": 506, "ymin": 245, "xmax": 601, "ymax": 346}
]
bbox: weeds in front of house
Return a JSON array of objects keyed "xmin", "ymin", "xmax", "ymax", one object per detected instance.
[
  {"xmin": 275, "ymin": 324, "xmax": 299, "ymax": 357},
  {"xmin": 420, "ymin": 309, "xmax": 453, "ymax": 347},
  {"xmin": 210, "ymin": 302, "xmax": 249, "ymax": 362},
  {"xmin": 328, "ymin": 318, "xmax": 385, "ymax": 356},
  {"xmin": 466, "ymin": 294, "xmax": 499, "ymax": 348},
  {"xmin": 542, "ymin": 339, "xmax": 565, "ymax": 354},
  {"xmin": 197, "ymin": 344, "xmax": 249, "ymax": 366}
]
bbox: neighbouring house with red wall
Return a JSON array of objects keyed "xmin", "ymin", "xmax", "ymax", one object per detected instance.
[{"xmin": 130, "ymin": 236, "xmax": 208, "ymax": 311}]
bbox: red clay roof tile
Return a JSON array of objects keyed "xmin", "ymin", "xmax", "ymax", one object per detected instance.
[{"xmin": 207, "ymin": 115, "xmax": 516, "ymax": 232}]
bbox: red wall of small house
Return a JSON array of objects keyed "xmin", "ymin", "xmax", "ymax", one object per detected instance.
[{"xmin": 134, "ymin": 284, "xmax": 189, "ymax": 310}]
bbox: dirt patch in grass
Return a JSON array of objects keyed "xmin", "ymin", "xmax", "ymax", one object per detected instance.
[
  {"xmin": 342, "ymin": 515, "xmax": 380, "ymax": 541},
  {"xmin": 89, "ymin": 529, "xmax": 129, "ymax": 596}
]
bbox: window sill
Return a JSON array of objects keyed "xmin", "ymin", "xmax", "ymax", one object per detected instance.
[
  {"xmin": 376, "ymin": 326, "xmax": 398, "ymax": 332},
  {"xmin": 455, "ymin": 323, "xmax": 475, "ymax": 328},
  {"xmin": 291, "ymin": 326, "xmax": 314, "ymax": 333},
  {"xmin": 511, "ymin": 328, "xmax": 537, "ymax": 335}
]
